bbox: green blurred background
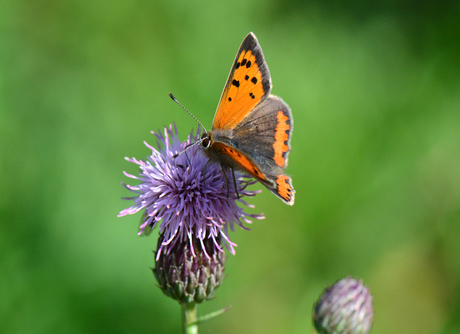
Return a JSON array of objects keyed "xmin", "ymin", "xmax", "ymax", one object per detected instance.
[{"xmin": 1, "ymin": 1, "xmax": 459, "ymax": 333}]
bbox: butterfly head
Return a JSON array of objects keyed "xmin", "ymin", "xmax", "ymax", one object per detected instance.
[{"xmin": 200, "ymin": 132, "xmax": 212, "ymax": 148}]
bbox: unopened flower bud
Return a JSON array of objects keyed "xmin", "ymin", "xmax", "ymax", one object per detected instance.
[
  {"xmin": 313, "ymin": 277, "xmax": 373, "ymax": 334},
  {"xmin": 153, "ymin": 233, "xmax": 226, "ymax": 304}
]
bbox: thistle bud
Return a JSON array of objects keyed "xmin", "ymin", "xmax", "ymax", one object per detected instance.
[
  {"xmin": 313, "ymin": 277, "xmax": 373, "ymax": 334},
  {"xmin": 153, "ymin": 233, "xmax": 226, "ymax": 304}
]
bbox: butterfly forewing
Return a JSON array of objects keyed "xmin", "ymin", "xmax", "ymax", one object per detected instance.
[{"xmin": 212, "ymin": 32, "xmax": 272, "ymax": 131}]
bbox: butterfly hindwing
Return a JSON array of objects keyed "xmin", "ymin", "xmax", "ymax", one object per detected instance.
[
  {"xmin": 212, "ymin": 32, "xmax": 272, "ymax": 131},
  {"xmin": 206, "ymin": 139, "xmax": 295, "ymax": 205},
  {"xmin": 231, "ymin": 95, "xmax": 294, "ymax": 205},
  {"xmin": 232, "ymin": 95, "xmax": 293, "ymax": 169}
]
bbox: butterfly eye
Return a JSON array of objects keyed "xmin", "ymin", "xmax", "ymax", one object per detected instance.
[{"xmin": 201, "ymin": 133, "xmax": 211, "ymax": 148}]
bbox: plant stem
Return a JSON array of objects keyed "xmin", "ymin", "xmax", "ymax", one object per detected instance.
[{"xmin": 181, "ymin": 302, "xmax": 198, "ymax": 334}]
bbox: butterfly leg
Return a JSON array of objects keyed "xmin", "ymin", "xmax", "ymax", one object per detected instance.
[
  {"xmin": 202, "ymin": 159, "xmax": 212, "ymax": 187},
  {"xmin": 219, "ymin": 166, "xmax": 240, "ymax": 199},
  {"xmin": 174, "ymin": 151, "xmax": 191, "ymax": 170},
  {"xmin": 230, "ymin": 166, "xmax": 240, "ymax": 199},
  {"xmin": 220, "ymin": 165, "xmax": 230, "ymax": 198},
  {"xmin": 184, "ymin": 150, "xmax": 191, "ymax": 166}
]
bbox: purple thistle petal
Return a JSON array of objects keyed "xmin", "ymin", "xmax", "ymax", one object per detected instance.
[{"xmin": 119, "ymin": 124, "xmax": 264, "ymax": 256}]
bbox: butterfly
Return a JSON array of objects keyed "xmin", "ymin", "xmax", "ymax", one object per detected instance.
[
  {"xmin": 203, "ymin": 32, "xmax": 295, "ymax": 205},
  {"xmin": 174, "ymin": 32, "xmax": 295, "ymax": 205}
]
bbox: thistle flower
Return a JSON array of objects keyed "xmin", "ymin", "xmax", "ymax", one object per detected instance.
[
  {"xmin": 118, "ymin": 124, "xmax": 264, "ymax": 257},
  {"xmin": 313, "ymin": 277, "xmax": 373, "ymax": 334}
]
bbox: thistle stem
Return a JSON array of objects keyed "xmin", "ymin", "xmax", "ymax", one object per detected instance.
[{"xmin": 181, "ymin": 302, "xmax": 198, "ymax": 334}]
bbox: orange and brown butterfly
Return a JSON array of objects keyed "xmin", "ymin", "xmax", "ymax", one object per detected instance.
[
  {"xmin": 199, "ymin": 32, "xmax": 295, "ymax": 205},
  {"xmin": 171, "ymin": 32, "xmax": 294, "ymax": 205}
]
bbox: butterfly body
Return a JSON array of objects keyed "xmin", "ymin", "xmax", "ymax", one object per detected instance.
[{"xmin": 200, "ymin": 32, "xmax": 295, "ymax": 205}]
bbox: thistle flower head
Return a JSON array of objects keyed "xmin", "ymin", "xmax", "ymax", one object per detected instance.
[
  {"xmin": 313, "ymin": 277, "xmax": 373, "ymax": 334},
  {"xmin": 118, "ymin": 124, "xmax": 264, "ymax": 256}
]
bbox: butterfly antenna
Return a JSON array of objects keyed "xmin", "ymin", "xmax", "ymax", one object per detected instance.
[
  {"xmin": 172, "ymin": 137, "xmax": 206, "ymax": 160},
  {"xmin": 169, "ymin": 93, "xmax": 207, "ymax": 133}
]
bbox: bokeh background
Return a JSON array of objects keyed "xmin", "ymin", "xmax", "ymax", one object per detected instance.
[{"xmin": 1, "ymin": 1, "xmax": 460, "ymax": 333}]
